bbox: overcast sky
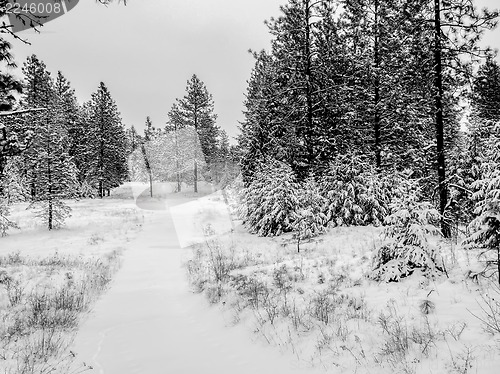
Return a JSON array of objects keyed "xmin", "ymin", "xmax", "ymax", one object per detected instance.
[{"xmin": 7, "ymin": 0, "xmax": 500, "ymax": 142}]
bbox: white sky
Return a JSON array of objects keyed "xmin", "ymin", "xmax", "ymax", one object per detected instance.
[{"xmin": 6, "ymin": 0, "xmax": 500, "ymax": 143}]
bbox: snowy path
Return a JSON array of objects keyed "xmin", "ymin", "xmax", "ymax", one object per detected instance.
[{"xmin": 70, "ymin": 205, "xmax": 322, "ymax": 374}]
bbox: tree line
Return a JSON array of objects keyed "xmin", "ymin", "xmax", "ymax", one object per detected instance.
[
  {"xmin": 0, "ymin": 54, "xmax": 128, "ymax": 230},
  {"xmin": 238, "ymin": 0, "xmax": 498, "ymax": 235},
  {"xmin": 0, "ymin": 54, "xmax": 238, "ymax": 231},
  {"xmin": 237, "ymin": 0, "xmax": 500, "ymax": 282},
  {"xmin": 126, "ymin": 74, "xmax": 240, "ymax": 196}
]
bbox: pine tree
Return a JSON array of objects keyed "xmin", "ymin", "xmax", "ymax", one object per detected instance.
[
  {"xmin": 144, "ymin": 116, "xmax": 162, "ymax": 141},
  {"xmin": 239, "ymin": 50, "xmax": 281, "ymax": 184},
  {"xmin": 125, "ymin": 125, "xmax": 141, "ymax": 155},
  {"xmin": 428, "ymin": 0, "xmax": 498, "ymax": 237},
  {"xmin": 168, "ymin": 75, "xmax": 218, "ymax": 192},
  {"xmin": 28, "ymin": 114, "xmax": 78, "ymax": 230},
  {"xmin": 465, "ymin": 123, "xmax": 500, "ymax": 284},
  {"xmin": 86, "ymin": 82, "xmax": 128, "ymax": 198},
  {"xmin": 472, "ymin": 58, "xmax": 500, "ymax": 123},
  {"xmin": 263, "ymin": 0, "xmax": 324, "ymax": 177},
  {"xmin": 53, "ymin": 71, "xmax": 79, "ymax": 132},
  {"xmin": 338, "ymin": 0, "xmax": 437, "ymax": 172},
  {"xmin": 212, "ymin": 129, "xmax": 230, "ymax": 185},
  {"xmin": 0, "ymin": 197, "xmax": 18, "ymax": 237},
  {"xmin": 0, "ymin": 156, "xmax": 28, "ymax": 204},
  {"xmin": 0, "ymin": 37, "xmax": 22, "ymax": 112},
  {"xmin": 19, "ymin": 55, "xmax": 56, "ymax": 200},
  {"xmin": 20, "ymin": 62, "xmax": 80, "ymax": 229},
  {"xmin": 243, "ymin": 159, "xmax": 301, "ymax": 236}
]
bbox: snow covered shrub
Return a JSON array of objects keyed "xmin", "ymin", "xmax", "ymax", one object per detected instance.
[
  {"xmin": 29, "ymin": 199, "xmax": 72, "ymax": 230},
  {"xmin": 242, "ymin": 159, "xmax": 301, "ymax": 236},
  {"xmin": 320, "ymin": 154, "xmax": 391, "ymax": 227},
  {"xmin": 0, "ymin": 198, "xmax": 19, "ymax": 237},
  {"xmin": 0, "ymin": 156, "xmax": 29, "ymax": 203},
  {"xmin": 464, "ymin": 123, "xmax": 500, "ymax": 284},
  {"xmin": 79, "ymin": 180, "xmax": 98, "ymax": 198},
  {"xmin": 292, "ymin": 177, "xmax": 327, "ymax": 251},
  {"xmin": 373, "ymin": 178, "xmax": 444, "ymax": 282}
]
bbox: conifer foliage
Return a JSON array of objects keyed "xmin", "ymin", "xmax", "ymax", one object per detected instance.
[
  {"xmin": 20, "ymin": 56, "xmax": 78, "ymax": 230},
  {"xmin": 86, "ymin": 82, "xmax": 128, "ymax": 198},
  {"xmin": 242, "ymin": 159, "xmax": 301, "ymax": 237},
  {"xmin": 0, "ymin": 198, "xmax": 18, "ymax": 236},
  {"xmin": 373, "ymin": 177, "xmax": 444, "ymax": 282},
  {"xmin": 466, "ymin": 123, "xmax": 500, "ymax": 284},
  {"xmin": 167, "ymin": 75, "xmax": 219, "ymax": 192},
  {"xmin": 0, "ymin": 53, "xmax": 130, "ymax": 231}
]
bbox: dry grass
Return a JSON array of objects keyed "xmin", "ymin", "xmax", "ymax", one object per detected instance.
[{"xmin": 0, "ymin": 251, "xmax": 122, "ymax": 373}]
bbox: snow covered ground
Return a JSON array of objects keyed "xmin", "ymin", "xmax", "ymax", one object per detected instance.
[
  {"xmin": 2, "ymin": 182, "xmax": 500, "ymax": 373},
  {"xmin": 184, "ymin": 188, "xmax": 500, "ymax": 374},
  {"xmin": 0, "ymin": 192, "xmax": 147, "ymax": 373},
  {"xmin": 69, "ymin": 200, "xmax": 324, "ymax": 374}
]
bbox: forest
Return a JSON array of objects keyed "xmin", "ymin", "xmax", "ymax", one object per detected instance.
[
  {"xmin": 1, "ymin": 0, "xmax": 500, "ymax": 372},
  {"xmin": 0, "ymin": 0, "xmax": 499, "ymax": 281}
]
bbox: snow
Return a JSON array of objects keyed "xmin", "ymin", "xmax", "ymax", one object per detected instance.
[
  {"xmin": 69, "ymin": 192, "xmax": 324, "ymax": 373},
  {"xmin": 2, "ymin": 182, "xmax": 500, "ymax": 373}
]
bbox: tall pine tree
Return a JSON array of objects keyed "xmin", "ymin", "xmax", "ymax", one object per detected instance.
[
  {"xmin": 167, "ymin": 75, "xmax": 218, "ymax": 192},
  {"xmin": 86, "ymin": 82, "xmax": 128, "ymax": 198}
]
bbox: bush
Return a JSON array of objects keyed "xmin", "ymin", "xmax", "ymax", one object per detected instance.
[
  {"xmin": 373, "ymin": 177, "xmax": 444, "ymax": 282},
  {"xmin": 0, "ymin": 198, "xmax": 19, "ymax": 237},
  {"xmin": 292, "ymin": 177, "xmax": 327, "ymax": 251},
  {"xmin": 464, "ymin": 123, "xmax": 500, "ymax": 284},
  {"xmin": 242, "ymin": 159, "xmax": 301, "ymax": 236},
  {"xmin": 320, "ymin": 154, "xmax": 391, "ymax": 227}
]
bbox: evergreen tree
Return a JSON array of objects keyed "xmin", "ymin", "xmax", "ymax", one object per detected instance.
[
  {"xmin": 0, "ymin": 156, "xmax": 28, "ymax": 204},
  {"xmin": 472, "ymin": 58, "xmax": 500, "ymax": 123},
  {"xmin": 125, "ymin": 125, "xmax": 141, "ymax": 155},
  {"xmin": 28, "ymin": 113, "xmax": 78, "ymax": 230},
  {"xmin": 239, "ymin": 50, "xmax": 281, "ymax": 184},
  {"xmin": 263, "ymin": 0, "xmax": 324, "ymax": 177},
  {"xmin": 0, "ymin": 37, "xmax": 22, "ymax": 112},
  {"xmin": 19, "ymin": 55, "xmax": 57, "ymax": 200},
  {"xmin": 53, "ymin": 71, "xmax": 79, "ymax": 131},
  {"xmin": 0, "ymin": 198, "xmax": 18, "ymax": 237},
  {"xmin": 212, "ymin": 129, "xmax": 230, "ymax": 185},
  {"xmin": 86, "ymin": 82, "xmax": 128, "ymax": 198},
  {"xmin": 427, "ymin": 0, "xmax": 498, "ymax": 237},
  {"xmin": 168, "ymin": 75, "xmax": 218, "ymax": 192},
  {"xmin": 144, "ymin": 116, "xmax": 162, "ymax": 140},
  {"xmin": 465, "ymin": 123, "xmax": 500, "ymax": 284},
  {"xmin": 16, "ymin": 58, "xmax": 79, "ymax": 229}
]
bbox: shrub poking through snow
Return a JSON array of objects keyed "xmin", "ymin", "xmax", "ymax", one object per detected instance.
[
  {"xmin": 373, "ymin": 177, "xmax": 444, "ymax": 282},
  {"xmin": 320, "ymin": 154, "xmax": 391, "ymax": 227},
  {"xmin": 464, "ymin": 124, "xmax": 500, "ymax": 284},
  {"xmin": 242, "ymin": 159, "xmax": 301, "ymax": 236},
  {"xmin": 0, "ymin": 198, "xmax": 19, "ymax": 237}
]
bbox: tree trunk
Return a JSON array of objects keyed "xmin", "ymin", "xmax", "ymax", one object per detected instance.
[
  {"xmin": 305, "ymin": 1, "xmax": 314, "ymax": 172},
  {"xmin": 98, "ymin": 108, "xmax": 105, "ymax": 199},
  {"xmin": 47, "ymin": 119, "xmax": 53, "ymax": 230},
  {"xmin": 98, "ymin": 180, "xmax": 103, "ymax": 199},
  {"xmin": 373, "ymin": 0, "xmax": 382, "ymax": 169},
  {"xmin": 149, "ymin": 173, "xmax": 153, "ymax": 198},
  {"xmin": 175, "ymin": 124, "xmax": 181, "ymax": 192},
  {"xmin": 497, "ymin": 247, "xmax": 500, "ymax": 286},
  {"xmin": 141, "ymin": 144, "xmax": 153, "ymax": 197},
  {"xmin": 48, "ymin": 199, "xmax": 53, "ymax": 230},
  {"xmin": 194, "ymin": 111, "xmax": 198, "ymax": 193},
  {"xmin": 434, "ymin": 0, "xmax": 450, "ymax": 238},
  {"xmin": 194, "ymin": 160, "xmax": 198, "ymax": 193},
  {"xmin": 0, "ymin": 156, "xmax": 5, "ymax": 197}
]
